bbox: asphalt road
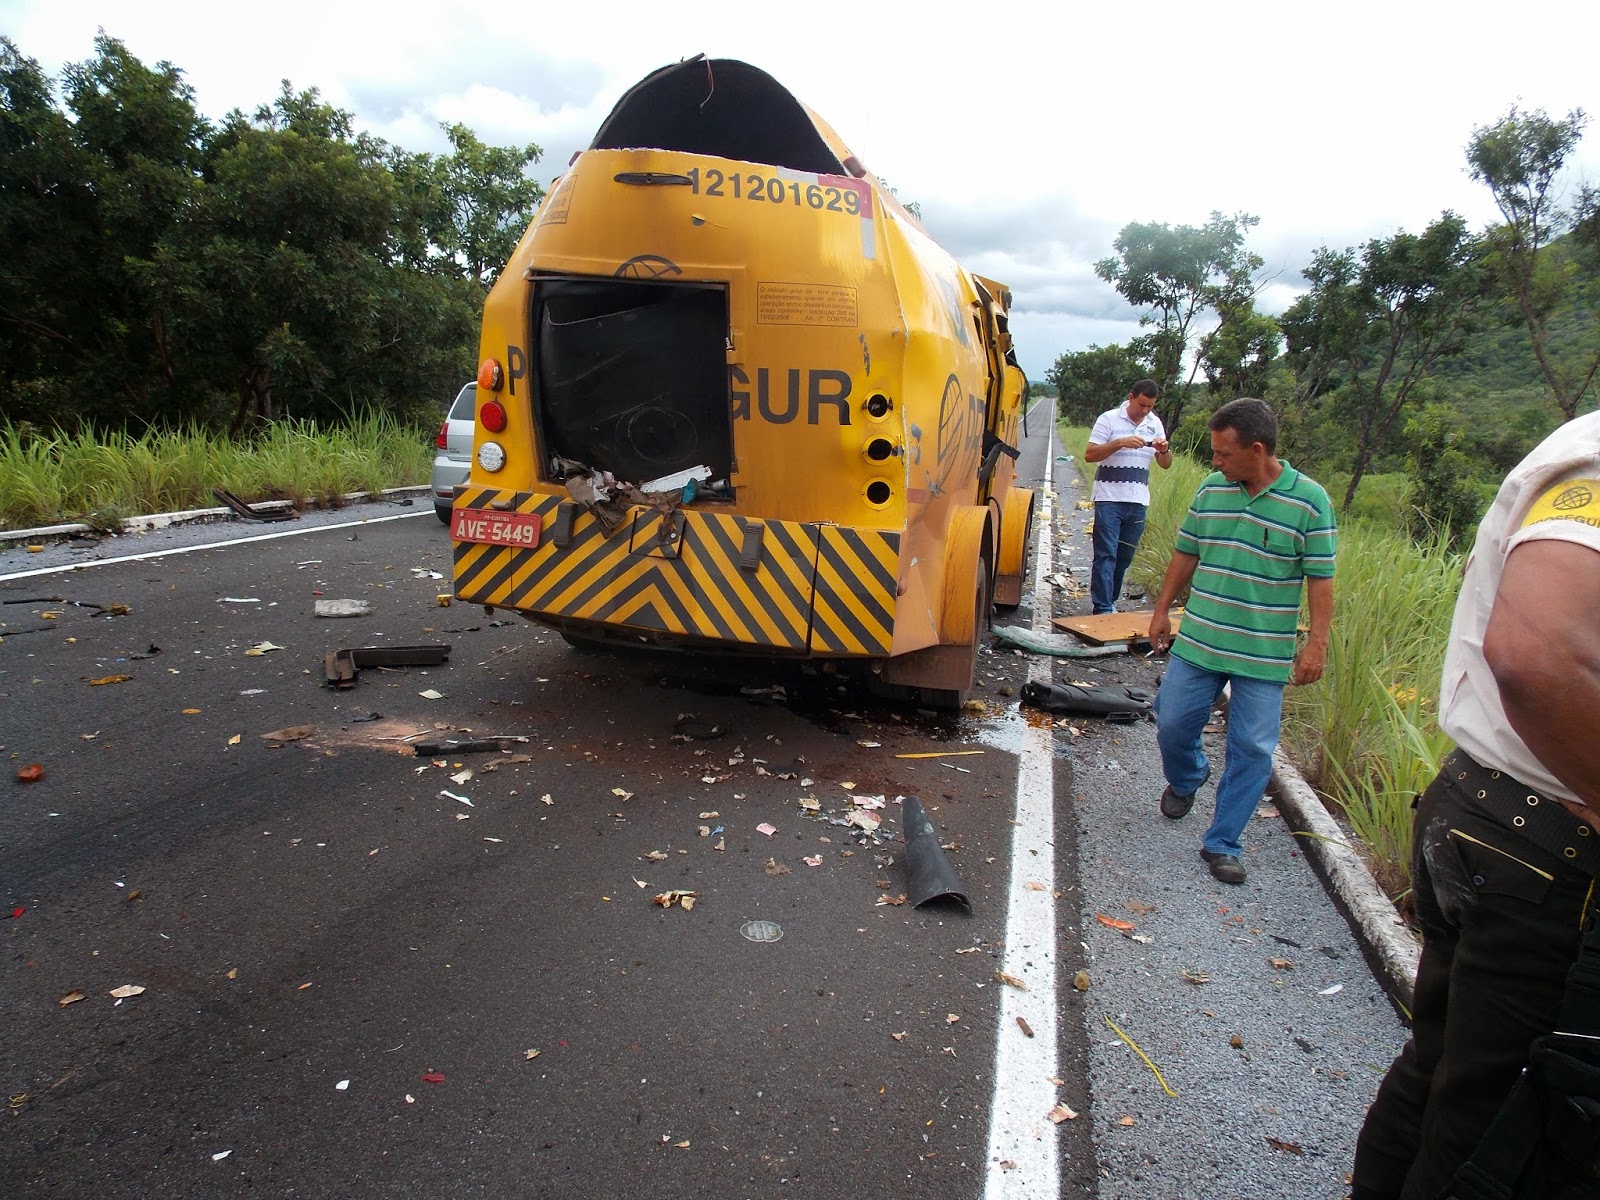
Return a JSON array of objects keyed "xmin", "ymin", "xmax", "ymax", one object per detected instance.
[
  {"xmin": 1, "ymin": 412, "xmax": 1100, "ymax": 1199},
  {"xmin": 1, "ymin": 405, "xmax": 1409, "ymax": 1200}
]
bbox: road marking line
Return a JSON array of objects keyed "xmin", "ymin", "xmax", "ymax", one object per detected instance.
[
  {"xmin": 0, "ymin": 511, "xmax": 427, "ymax": 583},
  {"xmin": 983, "ymin": 404, "xmax": 1061, "ymax": 1198}
]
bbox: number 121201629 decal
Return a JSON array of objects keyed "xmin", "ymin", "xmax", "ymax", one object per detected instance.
[{"xmin": 684, "ymin": 168, "xmax": 872, "ymax": 218}]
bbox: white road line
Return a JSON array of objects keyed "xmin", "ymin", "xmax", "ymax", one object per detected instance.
[
  {"xmin": 0, "ymin": 511, "xmax": 427, "ymax": 584},
  {"xmin": 983, "ymin": 411, "xmax": 1062, "ymax": 1198}
]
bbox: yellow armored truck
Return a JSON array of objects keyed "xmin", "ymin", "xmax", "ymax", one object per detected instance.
[{"xmin": 450, "ymin": 57, "xmax": 1034, "ymax": 707}]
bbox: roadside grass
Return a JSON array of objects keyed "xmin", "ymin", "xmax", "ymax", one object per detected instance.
[
  {"xmin": 0, "ymin": 411, "xmax": 431, "ymax": 531},
  {"xmin": 1061, "ymin": 423, "xmax": 1458, "ymax": 903}
]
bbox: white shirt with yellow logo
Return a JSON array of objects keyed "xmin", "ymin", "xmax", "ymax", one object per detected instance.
[{"xmin": 1440, "ymin": 410, "xmax": 1600, "ymax": 805}]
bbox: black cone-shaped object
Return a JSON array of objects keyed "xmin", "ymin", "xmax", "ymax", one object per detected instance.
[{"xmin": 901, "ymin": 796, "xmax": 971, "ymax": 912}]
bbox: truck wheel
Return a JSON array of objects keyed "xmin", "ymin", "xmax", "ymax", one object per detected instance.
[
  {"xmin": 915, "ymin": 565, "xmax": 990, "ymax": 712},
  {"xmin": 993, "ymin": 496, "xmax": 1034, "ymax": 612}
]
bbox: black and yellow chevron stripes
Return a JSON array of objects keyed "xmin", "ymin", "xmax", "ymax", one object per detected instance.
[{"xmin": 451, "ymin": 487, "xmax": 899, "ymax": 655}]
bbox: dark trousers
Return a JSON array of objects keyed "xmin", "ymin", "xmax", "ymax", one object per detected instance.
[{"xmin": 1351, "ymin": 763, "xmax": 1596, "ymax": 1199}]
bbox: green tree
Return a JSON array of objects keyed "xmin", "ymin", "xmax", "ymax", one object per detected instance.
[
  {"xmin": 0, "ymin": 34, "xmax": 206, "ymax": 426},
  {"xmin": 1044, "ymin": 342, "xmax": 1151, "ymax": 426},
  {"xmin": 1094, "ymin": 211, "xmax": 1263, "ymax": 430},
  {"xmin": 1467, "ymin": 105, "xmax": 1600, "ymax": 422},
  {"xmin": 1281, "ymin": 213, "xmax": 1483, "ymax": 512},
  {"xmin": 437, "ymin": 123, "xmax": 543, "ymax": 287},
  {"xmin": 1198, "ymin": 306, "xmax": 1281, "ymax": 402}
]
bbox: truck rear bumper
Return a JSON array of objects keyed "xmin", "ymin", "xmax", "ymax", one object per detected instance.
[{"xmin": 452, "ymin": 487, "xmax": 900, "ymax": 657}]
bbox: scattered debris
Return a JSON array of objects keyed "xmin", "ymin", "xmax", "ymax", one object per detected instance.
[
  {"xmin": 260, "ymin": 725, "xmax": 314, "ymax": 746},
  {"xmin": 672, "ymin": 714, "xmax": 725, "ymax": 740},
  {"xmin": 1020, "ymin": 680, "xmax": 1153, "ymax": 722},
  {"xmin": 411, "ymin": 735, "xmax": 528, "ymax": 755},
  {"xmin": 1047, "ymin": 1103, "xmax": 1079, "ymax": 1123},
  {"xmin": 314, "ymin": 599, "xmax": 373, "ymax": 618},
  {"xmin": 995, "ymin": 970, "xmax": 1028, "ymax": 991},
  {"xmin": 991, "ymin": 625, "xmax": 1128, "ymax": 659},
  {"xmin": 901, "ymin": 796, "xmax": 969, "ymax": 911},
  {"xmin": 1105, "ymin": 1014, "xmax": 1178, "ymax": 1097},
  {"xmin": 1180, "ymin": 969, "xmax": 1212, "ymax": 986},
  {"xmin": 893, "ymin": 750, "xmax": 985, "ymax": 760},
  {"xmin": 243, "ymin": 642, "xmax": 285, "ymax": 657},
  {"xmin": 763, "ymin": 857, "xmax": 790, "ymax": 876},
  {"xmin": 1096, "ymin": 914, "xmax": 1137, "ymax": 932},
  {"xmin": 58, "ymin": 990, "xmax": 85, "ymax": 1007},
  {"xmin": 87, "ymin": 674, "xmax": 132, "ymax": 686},
  {"xmin": 756, "ymin": 822, "xmax": 777, "ymax": 837},
  {"xmin": 214, "ymin": 487, "xmax": 294, "ymax": 522},
  {"xmin": 323, "ymin": 645, "xmax": 451, "ymax": 689},
  {"xmin": 1318, "ymin": 983, "xmax": 1345, "ymax": 996},
  {"xmin": 652, "ymin": 890, "xmax": 697, "ymax": 910},
  {"xmin": 1073, "ymin": 971, "xmax": 1091, "ymax": 992},
  {"xmin": 1266, "ymin": 1136, "xmax": 1304, "ymax": 1155},
  {"xmin": 109, "ymin": 985, "xmax": 144, "ymax": 999},
  {"xmin": 16, "ymin": 764, "xmax": 43, "ymax": 783},
  {"xmin": 1017, "ymin": 1017, "xmax": 1035, "ymax": 1038}
]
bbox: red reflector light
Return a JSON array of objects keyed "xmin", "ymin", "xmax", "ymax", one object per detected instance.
[
  {"xmin": 477, "ymin": 358, "xmax": 503, "ymax": 391},
  {"xmin": 435, "ymin": 420, "xmax": 448, "ymax": 450},
  {"xmin": 480, "ymin": 400, "xmax": 508, "ymax": 433}
]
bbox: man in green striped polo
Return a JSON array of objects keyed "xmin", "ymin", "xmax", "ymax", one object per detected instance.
[{"xmin": 1146, "ymin": 398, "xmax": 1337, "ymax": 885}]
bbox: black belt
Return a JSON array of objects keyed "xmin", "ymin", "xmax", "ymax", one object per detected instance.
[{"xmin": 1443, "ymin": 749, "xmax": 1600, "ymax": 878}]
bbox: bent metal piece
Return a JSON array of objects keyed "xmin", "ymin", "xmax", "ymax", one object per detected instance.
[
  {"xmin": 323, "ymin": 645, "xmax": 451, "ymax": 689},
  {"xmin": 213, "ymin": 487, "xmax": 295, "ymax": 522},
  {"xmin": 902, "ymin": 795, "xmax": 971, "ymax": 912}
]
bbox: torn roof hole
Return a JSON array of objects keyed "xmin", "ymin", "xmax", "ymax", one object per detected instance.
[{"xmin": 590, "ymin": 58, "xmax": 846, "ymax": 176}]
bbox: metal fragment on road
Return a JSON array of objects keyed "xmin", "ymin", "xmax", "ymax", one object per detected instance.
[{"xmin": 740, "ymin": 919, "xmax": 783, "ymax": 943}]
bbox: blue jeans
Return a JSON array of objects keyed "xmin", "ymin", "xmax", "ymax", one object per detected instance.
[
  {"xmin": 1154, "ymin": 654, "xmax": 1286, "ymax": 857},
  {"xmin": 1090, "ymin": 501, "xmax": 1146, "ymax": 615}
]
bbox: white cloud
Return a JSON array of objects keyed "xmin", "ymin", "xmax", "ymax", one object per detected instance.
[{"xmin": 9, "ymin": 0, "xmax": 1600, "ymax": 381}]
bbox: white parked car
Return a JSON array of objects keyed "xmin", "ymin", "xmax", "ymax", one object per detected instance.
[{"xmin": 430, "ymin": 383, "xmax": 476, "ymax": 523}]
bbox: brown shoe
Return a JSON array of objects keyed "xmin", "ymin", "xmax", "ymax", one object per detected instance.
[
  {"xmin": 1160, "ymin": 785, "xmax": 1196, "ymax": 819},
  {"xmin": 1159, "ymin": 764, "xmax": 1210, "ymax": 820},
  {"xmin": 1200, "ymin": 849, "xmax": 1246, "ymax": 885}
]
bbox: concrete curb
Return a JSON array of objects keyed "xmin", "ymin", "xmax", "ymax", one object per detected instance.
[
  {"xmin": 1269, "ymin": 749, "xmax": 1420, "ymax": 1011},
  {"xmin": 0, "ymin": 486, "xmax": 430, "ymax": 546}
]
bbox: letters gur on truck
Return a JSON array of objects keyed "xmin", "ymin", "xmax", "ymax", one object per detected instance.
[{"xmin": 447, "ymin": 56, "xmax": 1034, "ymax": 709}]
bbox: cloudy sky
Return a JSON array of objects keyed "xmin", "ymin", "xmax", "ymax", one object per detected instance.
[{"xmin": 5, "ymin": 0, "xmax": 1598, "ymax": 380}]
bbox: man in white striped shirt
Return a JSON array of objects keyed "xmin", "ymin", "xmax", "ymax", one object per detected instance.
[{"xmin": 1084, "ymin": 380, "xmax": 1172, "ymax": 614}]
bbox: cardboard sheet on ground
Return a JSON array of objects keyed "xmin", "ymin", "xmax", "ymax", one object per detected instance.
[{"xmin": 1051, "ymin": 609, "xmax": 1182, "ymax": 646}]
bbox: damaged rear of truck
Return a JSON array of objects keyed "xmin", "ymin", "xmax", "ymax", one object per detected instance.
[{"xmin": 449, "ymin": 57, "xmax": 1034, "ymax": 707}]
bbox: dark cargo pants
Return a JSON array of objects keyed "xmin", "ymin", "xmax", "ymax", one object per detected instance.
[{"xmin": 1351, "ymin": 764, "xmax": 1596, "ymax": 1199}]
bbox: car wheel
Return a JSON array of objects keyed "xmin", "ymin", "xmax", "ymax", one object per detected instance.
[{"xmin": 435, "ymin": 503, "xmax": 452, "ymax": 524}]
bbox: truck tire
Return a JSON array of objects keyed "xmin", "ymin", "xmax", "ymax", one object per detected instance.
[{"xmin": 909, "ymin": 563, "xmax": 991, "ymax": 712}]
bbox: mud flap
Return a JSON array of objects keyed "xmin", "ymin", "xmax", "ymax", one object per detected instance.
[{"xmin": 902, "ymin": 796, "xmax": 971, "ymax": 912}]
